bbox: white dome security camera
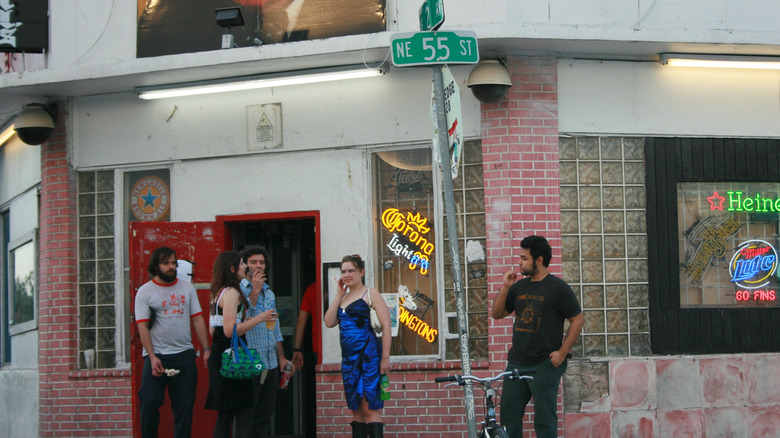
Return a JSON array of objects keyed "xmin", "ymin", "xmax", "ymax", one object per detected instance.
[
  {"xmin": 14, "ymin": 103, "xmax": 56, "ymax": 145},
  {"xmin": 467, "ymin": 60, "xmax": 512, "ymax": 103}
]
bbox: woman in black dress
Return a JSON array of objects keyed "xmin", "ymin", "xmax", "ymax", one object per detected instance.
[{"xmin": 205, "ymin": 251, "xmax": 276, "ymax": 438}]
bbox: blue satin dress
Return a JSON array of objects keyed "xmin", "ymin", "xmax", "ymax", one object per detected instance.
[{"xmin": 338, "ymin": 296, "xmax": 383, "ymax": 410}]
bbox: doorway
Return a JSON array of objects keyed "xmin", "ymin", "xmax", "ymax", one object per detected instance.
[
  {"xmin": 128, "ymin": 212, "xmax": 320, "ymax": 438},
  {"xmin": 228, "ymin": 216, "xmax": 318, "ymax": 438}
]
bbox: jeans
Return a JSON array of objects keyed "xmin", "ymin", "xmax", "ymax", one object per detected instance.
[
  {"xmin": 500, "ymin": 358, "xmax": 567, "ymax": 438},
  {"xmin": 251, "ymin": 367, "xmax": 280, "ymax": 437},
  {"xmin": 139, "ymin": 349, "xmax": 198, "ymax": 438}
]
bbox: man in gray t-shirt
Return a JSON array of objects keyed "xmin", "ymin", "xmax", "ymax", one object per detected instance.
[{"xmin": 135, "ymin": 247, "xmax": 210, "ymax": 438}]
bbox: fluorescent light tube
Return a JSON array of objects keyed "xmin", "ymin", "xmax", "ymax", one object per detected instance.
[
  {"xmin": 660, "ymin": 53, "xmax": 780, "ymax": 70},
  {"xmin": 137, "ymin": 66, "xmax": 385, "ymax": 100},
  {"xmin": 0, "ymin": 123, "xmax": 15, "ymax": 146}
]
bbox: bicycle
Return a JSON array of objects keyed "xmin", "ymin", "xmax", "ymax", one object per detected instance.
[{"xmin": 434, "ymin": 368, "xmax": 536, "ymax": 438}]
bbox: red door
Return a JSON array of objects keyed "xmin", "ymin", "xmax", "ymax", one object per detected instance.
[{"xmin": 129, "ymin": 221, "xmax": 225, "ymax": 438}]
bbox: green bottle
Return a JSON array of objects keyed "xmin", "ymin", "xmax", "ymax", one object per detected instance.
[{"xmin": 380, "ymin": 374, "xmax": 390, "ymax": 400}]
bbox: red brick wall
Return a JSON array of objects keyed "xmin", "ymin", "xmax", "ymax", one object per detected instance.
[
  {"xmin": 315, "ymin": 56, "xmax": 564, "ymax": 437},
  {"xmin": 38, "ymin": 103, "xmax": 133, "ymax": 437}
]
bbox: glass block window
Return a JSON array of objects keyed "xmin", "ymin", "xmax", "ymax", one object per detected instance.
[
  {"xmin": 443, "ymin": 141, "xmax": 488, "ymax": 360},
  {"xmin": 78, "ymin": 170, "xmax": 116, "ymax": 369},
  {"xmin": 559, "ymin": 137, "xmax": 650, "ymax": 357}
]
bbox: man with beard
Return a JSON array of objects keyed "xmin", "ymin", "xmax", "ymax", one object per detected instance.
[
  {"xmin": 135, "ymin": 246, "xmax": 211, "ymax": 438},
  {"xmin": 491, "ymin": 236, "xmax": 584, "ymax": 438}
]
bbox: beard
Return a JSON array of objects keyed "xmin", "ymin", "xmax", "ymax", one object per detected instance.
[
  {"xmin": 158, "ymin": 269, "xmax": 177, "ymax": 283},
  {"xmin": 521, "ymin": 260, "xmax": 538, "ymax": 277}
]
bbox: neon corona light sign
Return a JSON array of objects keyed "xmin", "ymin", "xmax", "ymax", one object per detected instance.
[
  {"xmin": 709, "ymin": 191, "xmax": 780, "ymax": 212},
  {"xmin": 729, "ymin": 240, "xmax": 778, "ymax": 302},
  {"xmin": 382, "ymin": 208, "xmax": 435, "ymax": 274}
]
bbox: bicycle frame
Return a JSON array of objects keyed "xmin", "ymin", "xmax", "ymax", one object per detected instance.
[{"xmin": 434, "ymin": 369, "xmax": 535, "ymax": 438}]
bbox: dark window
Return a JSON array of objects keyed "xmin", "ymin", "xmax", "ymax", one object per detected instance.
[
  {"xmin": 646, "ymin": 138, "xmax": 780, "ymax": 354},
  {"xmin": 0, "ymin": 212, "xmax": 9, "ymax": 364}
]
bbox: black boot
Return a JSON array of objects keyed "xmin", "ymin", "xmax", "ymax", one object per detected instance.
[
  {"xmin": 367, "ymin": 422, "xmax": 384, "ymax": 438},
  {"xmin": 351, "ymin": 421, "xmax": 367, "ymax": 438}
]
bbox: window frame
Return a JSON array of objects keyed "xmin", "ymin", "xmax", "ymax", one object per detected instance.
[
  {"xmin": 371, "ymin": 146, "xmax": 443, "ymax": 361},
  {"xmin": 646, "ymin": 137, "xmax": 780, "ymax": 354},
  {"xmin": 7, "ymin": 229, "xmax": 38, "ymax": 336}
]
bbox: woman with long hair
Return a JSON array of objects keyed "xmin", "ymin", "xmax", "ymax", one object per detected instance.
[
  {"xmin": 324, "ymin": 254, "xmax": 392, "ymax": 438},
  {"xmin": 205, "ymin": 251, "xmax": 276, "ymax": 438}
]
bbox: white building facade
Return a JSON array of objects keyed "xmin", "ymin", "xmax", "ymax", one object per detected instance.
[{"xmin": 1, "ymin": 1, "xmax": 779, "ymax": 436}]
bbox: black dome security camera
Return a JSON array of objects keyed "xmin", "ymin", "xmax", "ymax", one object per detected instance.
[
  {"xmin": 14, "ymin": 103, "xmax": 56, "ymax": 145},
  {"xmin": 467, "ymin": 60, "xmax": 512, "ymax": 103}
]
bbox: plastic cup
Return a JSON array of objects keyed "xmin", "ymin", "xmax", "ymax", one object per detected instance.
[{"xmin": 266, "ymin": 320, "xmax": 276, "ymax": 330}]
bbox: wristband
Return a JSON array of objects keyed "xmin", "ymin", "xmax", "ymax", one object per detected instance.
[{"xmin": 203, "ymin": 347, "xmax": 211, "ymax": 351}]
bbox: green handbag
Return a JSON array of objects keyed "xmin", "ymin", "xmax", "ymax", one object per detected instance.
[{"xmin": 219, "ymin": 324, "xmax": 265, "ymax": 380}]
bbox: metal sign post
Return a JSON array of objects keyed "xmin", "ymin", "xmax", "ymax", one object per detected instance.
[
  {"xmin": 432, "ymin": 64, "xmax": 477, "ymax": 438},
  {"xmin": 390, "ymin": 3, "xmax": 479, "ymax": 433}
]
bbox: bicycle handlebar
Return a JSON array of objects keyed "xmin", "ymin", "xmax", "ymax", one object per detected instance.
[
  {"xmin": 434, "ymin": 376, "xmax": 457, "ymax": 383},
  {"xmin": 433, "ymin": 368, "xmax": 536, "ymax": 386}
]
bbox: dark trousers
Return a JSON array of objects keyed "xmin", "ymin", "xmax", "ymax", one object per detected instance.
[
  {"xmin": 500, "ymin": 358, "xmax": 567, "ymax": 438},
  {"xmin": 139, "ymin": 349, "xmax": 198, "ymax": 438},
  {"xmin": 251, "ymin": 367, "xmax": 280, "ymax": 437}
]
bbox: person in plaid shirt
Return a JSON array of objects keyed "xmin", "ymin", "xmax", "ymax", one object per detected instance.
[{"xmin": 239, "ymin": 246, "xmax": 293, "ymax": 437}]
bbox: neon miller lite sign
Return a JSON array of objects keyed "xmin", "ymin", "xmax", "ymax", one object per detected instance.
[{"xmin": 729, "ymin": 240, "xmax": 778, "ymax": 302}]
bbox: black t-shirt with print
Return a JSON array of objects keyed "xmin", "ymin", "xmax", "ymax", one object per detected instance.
[{"xmin": 504, "ymin": 274, "xmax": 582, "ymax": 365}]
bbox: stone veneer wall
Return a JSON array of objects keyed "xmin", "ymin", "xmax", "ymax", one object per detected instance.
[{"xmin": 563, "ymin": 354, "xmax": 780, "ymax": 437}]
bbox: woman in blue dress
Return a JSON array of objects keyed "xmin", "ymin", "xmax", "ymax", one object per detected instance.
[{"xmin": 325, "ymin": 254, "xmax": 392, "ymax": 438}]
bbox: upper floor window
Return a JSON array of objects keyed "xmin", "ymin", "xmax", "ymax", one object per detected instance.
[{"xmin": 137, "ymin": 0, "xmax": 387, "ymax": 57}]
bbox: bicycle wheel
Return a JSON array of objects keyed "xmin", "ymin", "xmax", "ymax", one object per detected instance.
[{"xmin": 490, "ymin": 427, "xmax": 509, "ymax": 438}]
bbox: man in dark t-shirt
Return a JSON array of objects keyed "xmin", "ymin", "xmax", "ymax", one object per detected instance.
[{"xmin": 491, "ymin": 236, "xmax": 584, "ymax": 438}]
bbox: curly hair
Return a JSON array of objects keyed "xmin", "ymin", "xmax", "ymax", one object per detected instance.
[{"xmin": 520, "ymin": 235, "xmax": 552, "ymax": 267}]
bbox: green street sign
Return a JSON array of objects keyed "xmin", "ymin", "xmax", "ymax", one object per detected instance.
[
  {"xmin": 390, "ymin": 31, "xmax": 479, "ymax": 67},
  {"xmin": 419, "ymin": 0, "xmax": 444, "ymax": 31}
]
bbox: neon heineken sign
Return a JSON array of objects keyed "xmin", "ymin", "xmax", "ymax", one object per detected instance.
[
  {"xmin": 709, "ymin": 191, "xmax": 780, "ymax": 212},
  {"xmin": 382, "ymin": 208, "xmax": 435, "ymax": 274}
]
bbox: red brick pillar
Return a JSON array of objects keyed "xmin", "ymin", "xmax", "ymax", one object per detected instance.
[
  {"xmin": 37, "ymin": 103, "xmax": 80, "ymax": 436},
  {"xmin": 38, "ymin": 103, "xmax": 133, "ymax": 436},
  {"xmin": 483, "ymin": 56, "xmax": 565, "ymax": 436},
  {"xmin": 483, "ymin": 56, "xmax": 561, "ymax": 280}
]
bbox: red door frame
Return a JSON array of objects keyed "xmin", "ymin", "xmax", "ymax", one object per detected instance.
[
  {"xmin": 129, "ymin": 221, "xmax": 224, "ymax": 438},
  {"xmin": 129, "ymin": 211, "xmax": 321, "ymax": 437}
]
